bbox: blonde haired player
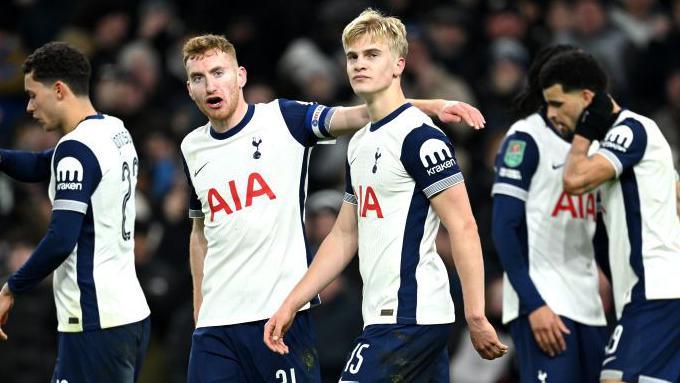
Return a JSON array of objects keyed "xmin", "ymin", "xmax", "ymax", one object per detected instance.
[{"xmin": 265, "ymin": 10, "xmax": 507, "ymax": 382}]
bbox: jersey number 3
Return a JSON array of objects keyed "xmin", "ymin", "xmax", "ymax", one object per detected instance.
[{"xmin": 121, "ymin": 158, "xmax": 138, "ymax": 241}]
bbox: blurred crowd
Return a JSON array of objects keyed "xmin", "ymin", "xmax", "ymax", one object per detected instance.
[{"xmin": 1, "ymin": 0, "xmax": 679, "ymax": 382}]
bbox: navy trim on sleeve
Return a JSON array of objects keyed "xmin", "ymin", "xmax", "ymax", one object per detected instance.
[
  {"xmin": 279, "ymin": 98, "xmax": 333, "ymax": 147},
  {"xmin": 493, "ymin": 131, "xmax": 539, "ymax": 193},
  {"xmin": 598, "ymin": 117, "xmax": 647, "ymax": 177},
  {"xmin": 0, "ymin": 148, "xmax": 54, "ymax": 182},
  {"xmin": 401, "ymin": 124, "xmax": 462, "ymax": 198},
  {"xmin": 492, "ymin": 194, "xmax": 545, "ymax": 314},
  {"xmin": 7, "ymin": 210, "xmax": 84, "ymax": 294},
  {"xmin": 182, "ymin": 157, "xmax": 203, "ymax": 218}
]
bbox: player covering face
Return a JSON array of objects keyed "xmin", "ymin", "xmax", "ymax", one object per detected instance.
[{"xmin": 542, "ymin": 50, "xmax": 680, "ymax": 383}]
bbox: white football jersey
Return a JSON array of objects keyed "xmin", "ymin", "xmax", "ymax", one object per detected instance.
[
  {"xmin": 596, "ymin": 109, "xmax": 680, "ymax": 318},
  {"xmin": 492, "ymin": 113, "xmax": 606, "ymax": 326},
  {"xmin": 344, "ymin": 103, "xmax": 457, "ymax": 327},
  {"xmin": 48, "ymin": 114, "xmax": 150, "ymax": 332},
  {"xmin": 181, "ymin": 99, "xmax": 335, "ymax": 328}
]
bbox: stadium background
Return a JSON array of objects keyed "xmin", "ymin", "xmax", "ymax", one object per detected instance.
[{"xmin": 1, "ymin": 0, "xmax": 679, "ymax": 381}]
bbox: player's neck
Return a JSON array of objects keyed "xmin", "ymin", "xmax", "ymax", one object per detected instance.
[
  {"xmin": 61, "ymin": 97, "xmax": 98, "ymax": 135},
  {"xmin": 210, "ymin": 98, "xmax": 248, "ymax": 133},
  {"xmin": 363, "ymin": 83, "xmax": 407, "ymax": 123}
]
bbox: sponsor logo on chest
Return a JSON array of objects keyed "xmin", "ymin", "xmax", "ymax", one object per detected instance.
[{"xmin": 206, "ymin": 172, "xmax": 277, "ymax": 221}]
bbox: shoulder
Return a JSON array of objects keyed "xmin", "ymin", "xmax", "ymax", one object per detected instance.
[
  {"xmin": 602, "ymin": 111, "xmax": 649, "ymax": 153},
  {"xmin": 399, "ymin": 106, "xmax": 436, "ymax": 135},
  {"xmin": 61, "ymin": 116, "xmax": 115, "ymax": 153},
  {"xmin": 507, "ymin": 113, "xmax": 546, "ymax": 138},
  {"xmin": 347, "ymin": 126, "xmax": 369, "ymax": 156},
  {"xmin": 181, "ymin": 122, "xmax": 211, "ymax": 152}
]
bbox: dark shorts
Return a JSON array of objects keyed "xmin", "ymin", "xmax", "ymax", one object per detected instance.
[
  {"xmin": 51, "ymin": 316, "xmax": 151, "ymax": 383},
  {"xmin": 509, "ymin": 315, "xmax": 608, "ymax": 383},
  {"xmin": 600, "ymin": 299, "xmax": 680, "ymax": 383},
  {"xmin": 338, "ymin": 323, "xmax": 451, "ymax": 383},
  {"xmin": 187, "ymin": 311, "xmax": 321, "ymax": 383}
]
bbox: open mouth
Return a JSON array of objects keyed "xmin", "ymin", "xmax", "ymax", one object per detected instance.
[{"xmin": 206, "ymin": 96, "xmax": 223, "ymax": 109}]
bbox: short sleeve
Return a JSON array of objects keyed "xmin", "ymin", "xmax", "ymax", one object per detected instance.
[
  {"xmin": 182, "ymin": 158, "xmax": 204, "ymax": 218},
  {"xmin": 52, "ymin": 140, "xmax": 102, "ymax": 214},
  {"xmin": 400, "ymin": 125, "xmax": 463, "ymax": 199},
  {"xmin": 278, "ymin": 98, "xmax": 336, "ymax": 147},
  {"xmin": 597, "ymin": 118, "xmax": 647, "ymax": 177},
  {"xmin": 343, "ymin": 158, "xmax": 357, "ymax": 205},
  {"xmin": 491, "ymin": 131, "xmax": 539, "ymax": 202}
]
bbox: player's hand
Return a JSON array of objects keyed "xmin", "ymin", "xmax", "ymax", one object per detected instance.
[
  {"xmin": 467, "ymin": 316, "xmax": 509, "ymax": 360},
  {"xmin": 528, "ymin": 305, "xmax": 571, "ymax": 357},
  {"xmin": 0, "ymin": 283, "xmax": 15, "ymax": 341},
  {"xmin": 574, "ymin": 92, "xmax": 614, "ymax": 141},
  {"xmin": 263, "ymin": 304, "xmax": 297, "ymax": 355},
  {"xmin": 438, "ymin": 101, "xmax": 486, "ymax": 129}
]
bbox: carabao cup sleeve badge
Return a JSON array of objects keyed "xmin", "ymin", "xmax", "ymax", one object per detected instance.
[{"xmin": 503, "ymin": 139, "xmax": 526, "ymax": 167}]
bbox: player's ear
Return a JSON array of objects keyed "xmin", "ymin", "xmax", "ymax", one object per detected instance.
[
  {"xmin": 237, "ymin": 66, "xmax": 247, "ymax": 89},
  {"xmin": 394, "ymin": 57, "xmax": 405, "ymax": 77},
  {"xmin": 582, "ymin": 89, "xmax": 595, "ymax": 107},
  {"xmin": 53, "ymin": 81, "xmax": 66, "ymax": 100}
]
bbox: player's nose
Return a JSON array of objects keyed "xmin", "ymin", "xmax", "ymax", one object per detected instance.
[{"xmin": 546, "ymin": 106, "xmax": 557, "ymax": 121}]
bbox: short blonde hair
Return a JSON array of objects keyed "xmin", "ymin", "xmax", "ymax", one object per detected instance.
[
  {"xmin": 182, "ymin": 34, "xmax": 237, "ymax": 65},
  {"xmin": 342, "ymin": 9, "xmax": 408, "ymax": 58}
]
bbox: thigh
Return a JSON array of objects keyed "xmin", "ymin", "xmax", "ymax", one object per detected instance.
[
  {"xmin": 134, "ymin": 317, "xmax": 152, "ymax": 382},
  {"xmin": 188, "ymin": 326, "xmax": 247, "ymax": 383},
  {"xmin": 509, "ymin": 316, "xmax": 581, "ymax": 383},
  {"xmin": 52, "ymin": 320, "xmax": 147, "ymax": 383},
  {"xmin": 576, "ymin": 322, "xmax": 607, "ymax": 383},
  {"xmin": 238, "ymin": 311, "xmax": 321, "ymax": 383},
  {"xmin": 338, "ymin": 323, "xmax": 451, "ymax": 383},
  {"xmin": 600, "ymin": 299, "xmax": 680, "ymax": 383}
]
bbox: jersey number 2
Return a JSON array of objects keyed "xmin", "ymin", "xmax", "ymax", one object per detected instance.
[{"xmin": 121, "ymin": 158, "xmax": 138, "ymax": 241}]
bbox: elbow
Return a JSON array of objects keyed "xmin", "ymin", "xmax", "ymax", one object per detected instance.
[
  {"xmin": 52, "ymin": 232, "xmax": 79, "ymax": 256},
  {"xmin": 456, "ymin": 216, "xmax": 479, "ymax": 237}
]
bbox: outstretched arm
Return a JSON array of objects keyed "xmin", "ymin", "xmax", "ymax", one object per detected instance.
[
  {"xmin": 432, "ymin": 184, "xmax": 508, "ymax": 360},
  {"xmin": 189, "ymin": 218, "xmax": 207, "ymax": 324},
  {"xmin": 264, "ymin": 201, "xmax": 358, "ymax": 354},
  {"xmin": 328, "ymin": 99, "xmax": 485, "ymax": 136},
  {"xmin": 408, "ymin": 99, "xmax": 485, "ymax": 128},
  {"xmin": 0, "ymin": 149, "xmax": 54, "ymax": 182}
]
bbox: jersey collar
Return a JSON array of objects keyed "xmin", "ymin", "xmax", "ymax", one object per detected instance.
[
  {"xmin": 369, "ymin": 103, "xmax": 412, "ymax": 132},
  {"xmin": 210, "ymin": 104, "xmax": 255, "ymax": 140}
]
